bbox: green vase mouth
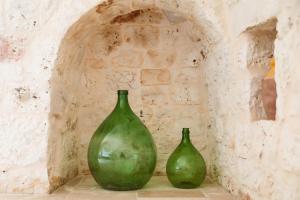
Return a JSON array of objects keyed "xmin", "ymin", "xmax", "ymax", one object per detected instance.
[
  {"xmin": 182, "ymin": 128, "xmax": 190, "ymax": 134},
  {"xmin": 118, "ymin": 90, "xmax": 128, "ymax": 95}
]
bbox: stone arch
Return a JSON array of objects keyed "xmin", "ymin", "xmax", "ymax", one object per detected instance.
[{"xmin": 47, "ymin": 0, "xmax": 223, "ymax": 192}]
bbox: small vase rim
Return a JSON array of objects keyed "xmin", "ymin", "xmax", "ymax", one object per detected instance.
[{"xmin": 118, "ymin": 90, "xmax": 128, "ymax": 95}]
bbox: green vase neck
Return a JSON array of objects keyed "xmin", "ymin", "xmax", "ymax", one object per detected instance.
[
  {"xmin": 181, "ymin": 128, "xmax": 191, "ymax": 144},
  {"xmin": 114, "ymin": 90, "xmax": 132, "ymax": 112}
]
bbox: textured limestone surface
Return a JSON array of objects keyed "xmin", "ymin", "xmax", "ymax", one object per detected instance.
[{"xmin": 0, "ymin": 0, "xmax": 300, "ymax": 200}]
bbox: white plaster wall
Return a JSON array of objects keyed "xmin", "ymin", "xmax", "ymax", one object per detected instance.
[
  {"xmin": 0, "ymin": 0, "xmax": 299, "ymax": 199},
  {"xmin": 0, "ymin": 0, "xmax": 106, "ymax": 193},
  {"xmin": 208, "ymin": 0, "xmax": 300, "ymax": 199}
]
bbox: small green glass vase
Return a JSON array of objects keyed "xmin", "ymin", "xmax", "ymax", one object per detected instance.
[
  {"xmin": 87, "ymin": 90, "xmax": 157, "ymax": 191},
  {"xmin": 166, "ymin": 128, "xmax": 206, "ymax": 189}
]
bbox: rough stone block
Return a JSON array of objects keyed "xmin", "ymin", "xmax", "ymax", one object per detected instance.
[
  {"xmin": 132, "ymin": 0, "xmax": 156, "ymax": 9},
  {"xmin": 122, "ymin": 25, "xmax": 160, "ymax": 48},
  {"xmin": 173, "ymin": 67, "xmax": 204, "ymax": 84},
  {"xmin": 156, "ymin": 0, "xmax": 195, "ymax": 16},
  {"xmin": 170, "ymin": 84, "xmax": 207, "ymax": 105},
  {"xmin": 141, "ymin": 86, "xmax": 169, "ymax": 105},
  {"xmin": 110, "ymin": 48, "xmax": 144, "ymax": 67},
  {"xmin": 141, "ymin": 69, "xmax": 171, "ymax": 85},
  {"xmin": 106, "ymin": 69, "xmax": 139, "ymax": 90},
  {"xmin": 143, "ymin": 49, "xmax": 176, "ymax": 68}
]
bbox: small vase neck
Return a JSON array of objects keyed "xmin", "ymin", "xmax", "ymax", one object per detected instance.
[
  {"xmin": 114, "ymin": 90, "xmax": 132, "ymax": 111},
  {"xmin": 181, "ymin": 128, "xmax": 191, "ymax": 144}
]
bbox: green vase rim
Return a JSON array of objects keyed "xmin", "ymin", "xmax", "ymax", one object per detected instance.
[
  {"xmin": 182, "ymin": 128, "xmax": 190, "ymax": 133},
  {"xmin": 118, "ymin": 90, "xmax": 128, "ymax": 95}
]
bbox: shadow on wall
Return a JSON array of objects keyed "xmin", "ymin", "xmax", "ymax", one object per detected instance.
[{"xmin": 47, "ymin": 0, "xmax": 222, "ymax": 192}]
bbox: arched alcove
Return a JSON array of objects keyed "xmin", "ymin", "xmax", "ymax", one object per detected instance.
[{"xmin": 47, "ymin": 0, "xmax": 222, "ymax": 192}]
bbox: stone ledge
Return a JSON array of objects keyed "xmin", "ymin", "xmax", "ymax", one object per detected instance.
[{"xmin": 0, "ymin": 176, "xmax": 237, "ymax": 200}]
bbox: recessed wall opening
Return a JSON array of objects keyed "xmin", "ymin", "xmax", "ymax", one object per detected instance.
[
  {"xmin": 245, "ymin": 18, "xmax": 278, "ymax": 121},
  {"xmin": 47, "ymin": 0, "xmax": 221, "ymax": 192}
]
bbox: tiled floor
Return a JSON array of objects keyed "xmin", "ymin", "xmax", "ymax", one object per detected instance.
[{"xmin": 0, "ymin": 176, "xmax": 238, "ymax": 200}]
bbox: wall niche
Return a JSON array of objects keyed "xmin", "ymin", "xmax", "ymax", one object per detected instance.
[
  {"xmin": 47, "ymin": 0, "xmax": 221, "ymax": 192},
  {"xmin": 245, "ymin": 18, "xmax": 278, "ymax": 121}
]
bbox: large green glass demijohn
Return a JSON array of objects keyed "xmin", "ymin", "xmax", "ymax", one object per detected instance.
[
  {"xmin": 88, "ymin": 90, "xmax": 157, "ymax": 190},
  {"xmin": 166, "ymin": 128, "xmax": 206, "ymax": 189}
]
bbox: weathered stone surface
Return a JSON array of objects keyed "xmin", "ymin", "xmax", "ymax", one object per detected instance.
[
  {"xmin": 122, "ymin": 25, "xmax": 160, "ymax": 48},
  {"xmin": 141, "ymin": 86, "xmax": 169, "ymax": 105},
  {"xmin": 1, "ymin": 1, "xmax": 300, "ymax": 200},
  {"xmin": 106, "ymin": 69, "xmax": 139, "ymax": 90},
  {"xmin": 141, "ymin": 69, "xmax": 171, "ymax": 85},
  {"xmin": 170, "ymin": 84, "xmax": 207, "ymax": 105},
  {"xmin": 143, "ymin": 49, "xmax": 176, "ymax": 68},
  {"xmin": 0, "ymin": 37, "xmax": 25, "ymax": 62},
  {"xmin": 110, "ymin": 48, "xmax": 144, "ymax": 67},
  {"xmin": 132, "ymin": 0, "xmax": 156, "ymax": 9}
]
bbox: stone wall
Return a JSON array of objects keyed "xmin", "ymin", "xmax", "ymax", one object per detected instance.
[
  {"xmin": 0, "ymin": 0, "xmax": 300, "ymax": 199},
  {"xmin": 208, "ymin": 0, "xmax": 300, "ymax": 199}
]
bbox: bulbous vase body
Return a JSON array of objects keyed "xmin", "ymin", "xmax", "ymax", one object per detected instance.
[
  {"xmin": 88, "ymin": 90, "xmax": 157, "ymax": 190},
  {"xmin": 166, "ymin": 128, "xmax": 206, "ymax": 189}
]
